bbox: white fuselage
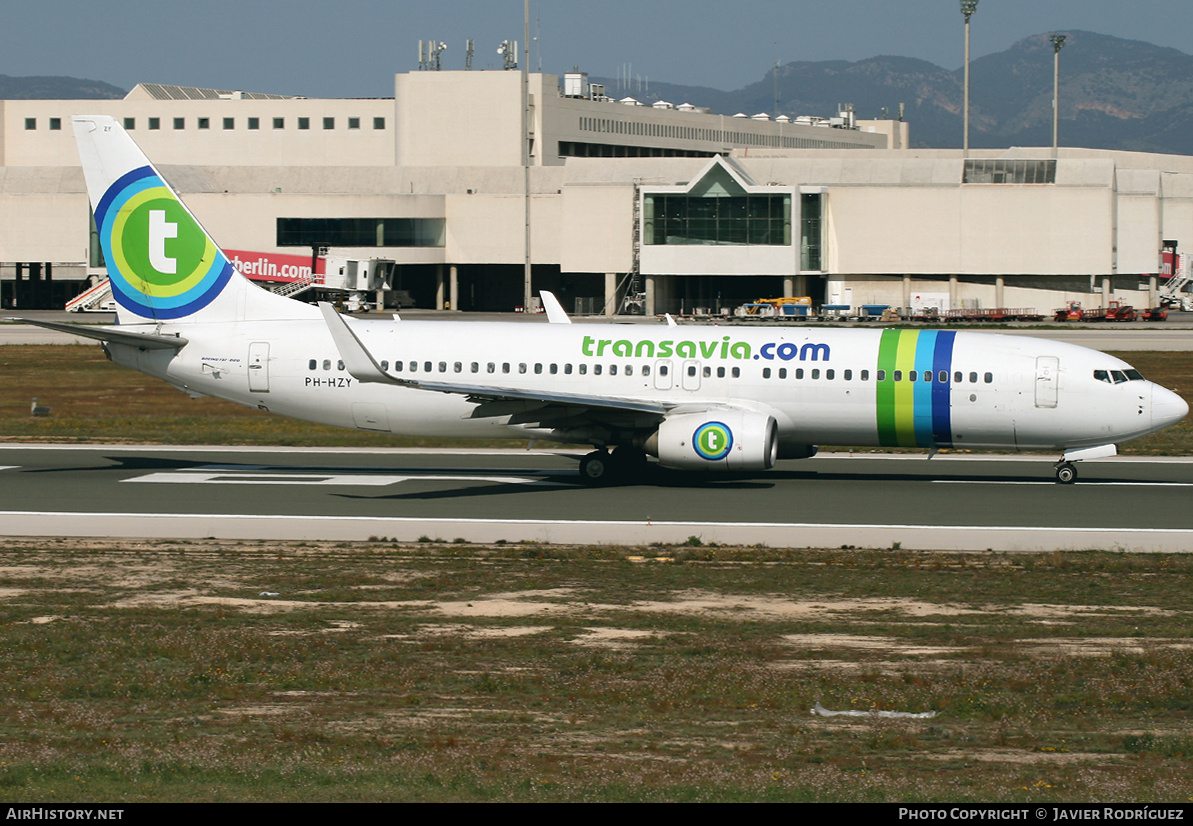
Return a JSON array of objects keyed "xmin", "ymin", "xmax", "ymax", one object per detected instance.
[{"xmin": 109, "ymin": 318, "xmax": 1184, "ymax": 454}]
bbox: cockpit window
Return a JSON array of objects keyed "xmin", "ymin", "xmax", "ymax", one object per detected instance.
[{"xmin": 1095, "ymin": 369, "xmax": 1146, "ymax": 384}]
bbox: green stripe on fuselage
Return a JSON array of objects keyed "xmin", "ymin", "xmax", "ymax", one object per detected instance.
[
  {"xmin": 877, "ymin": 329, "xmax": 925, "ymax": 447},
  {"xmin": 876, "ymin": 329, "xmax": 900, "ymax": 446},
  {"xmin": 894, "ymin": 330, "xmax": 920, "ymax": 446}
]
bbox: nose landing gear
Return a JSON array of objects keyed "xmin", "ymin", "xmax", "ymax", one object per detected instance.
[
  {"xmin": 1054, "ymin": 461, "xmax": 1078, "ymax": 484},
  {"xmin": 1052, "ymin": 444, "xmax": 1116, "ymax": 485}
]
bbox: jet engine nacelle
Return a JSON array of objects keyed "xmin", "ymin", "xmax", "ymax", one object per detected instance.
[{"xmin": 644, "ymin": 410, "xmax": 778, "ymax": 471}]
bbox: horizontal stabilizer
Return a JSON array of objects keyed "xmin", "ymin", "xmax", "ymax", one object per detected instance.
[{"xmin": 7, "ymin": 318, "xmax": 187, "ymax": 350}]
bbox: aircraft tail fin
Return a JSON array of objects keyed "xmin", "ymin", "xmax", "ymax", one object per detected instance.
[{"xmin": 73, "ymin": 115, "xmax": 312, "ymax": 324}]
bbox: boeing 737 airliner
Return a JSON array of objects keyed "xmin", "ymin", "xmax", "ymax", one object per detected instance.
[{"xmin": 15, "ymin": 116, "xmax": 1189, "ymax": 485}]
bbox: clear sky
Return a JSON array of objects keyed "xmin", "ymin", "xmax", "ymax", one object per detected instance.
[{"xmin": 5, "ymin": 0, "xmax": 1192, "ymax": 98}]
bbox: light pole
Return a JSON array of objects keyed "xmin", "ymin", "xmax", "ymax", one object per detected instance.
[
  {"xmin": 522, "ymin": 0, "xmax": 532, "ymax": 313},
  {"xmin": 961, "ymin": 0, "xmax": 978, "ymax": 156},
  {"xmin": 1050, "ymin": 34, "xmax": 1066, "ymax": 158}
]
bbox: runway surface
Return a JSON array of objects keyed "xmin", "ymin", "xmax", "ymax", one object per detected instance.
[{"xmin": 2, "ymin": 445, "xmax": 1190, "ymax": 551}]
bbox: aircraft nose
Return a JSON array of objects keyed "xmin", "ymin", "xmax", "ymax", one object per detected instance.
[{"xmin": 1152, "ymin": 385, "xmax": 1189, "ymax": 430}]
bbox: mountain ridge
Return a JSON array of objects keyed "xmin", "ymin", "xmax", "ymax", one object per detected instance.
[{"xmin": 591, "ymin": 31, "xmax": 1193, "ymax": 155}]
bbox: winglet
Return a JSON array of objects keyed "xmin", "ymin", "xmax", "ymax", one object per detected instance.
[
  {"xmin": 318, "ymin": 302, "xmax": 390, "ymax": 383},
  {"xmin": 665, "ymin": 313, "xmax": 678, "ymax": 327},
  {"xmin": 539, "ymin": 290, "xmax": 571, "ymax": 324}
]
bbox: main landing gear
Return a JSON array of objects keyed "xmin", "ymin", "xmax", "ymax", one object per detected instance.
[{"xmin": 578, "ymin": 447, "xmax": 649, "ymax": 486}]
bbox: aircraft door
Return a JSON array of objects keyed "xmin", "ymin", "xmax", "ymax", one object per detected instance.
[
  {"xmin": 682, "ymin": 360, "xmax": 702, "ymax": 391},
  {"xmin": 1035, "ymin": 356, "xmax": 1058, "ymax": 408},
  {"xmin": 248, "ymin": 342, "xmax": 270, "ymax": 393},
  {"xmin": 654, "ymin": 359, "xmax": 673, "ymax": 390}
]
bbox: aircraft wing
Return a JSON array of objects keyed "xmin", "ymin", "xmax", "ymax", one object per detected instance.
[
  {"xmin": 7, "ymin": 318, "xmax": 188, "ymax": 350},
  {"xmin": 395, "ymin": 377, "xmax": 669, "ymax": 416},
  {"xmin": 318, "ymin": 302, "xmax": 669, "ymax": 420}
]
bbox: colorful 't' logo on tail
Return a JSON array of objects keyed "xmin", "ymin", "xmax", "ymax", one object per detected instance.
[{"xmin": 95, "ymin": 166, "xmax": 233, "ymax": 319}]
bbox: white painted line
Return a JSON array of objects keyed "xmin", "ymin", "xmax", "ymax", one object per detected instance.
[
  {"xmin": 124, "ymin": 471, "xmax": 565, "ymax": 487},
  {"xmin": 933, "ymin": 480, "xmax": 1193, "ymax": 487}
]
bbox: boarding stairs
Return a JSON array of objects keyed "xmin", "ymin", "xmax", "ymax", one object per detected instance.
[
  {"xmin": 266, "ymin": 276, "xmax": 316, "ymax": 299},
  {"xmin": 65, "ymin": 278, "xmax": 113, "ymax": 312}
]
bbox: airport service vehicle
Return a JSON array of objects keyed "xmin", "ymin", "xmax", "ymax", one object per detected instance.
[{"xmin": 13, "ymin": 117, "xmax": 1189, "ymax": 485}]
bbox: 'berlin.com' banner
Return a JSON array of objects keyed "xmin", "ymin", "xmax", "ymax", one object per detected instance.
[{"xmin": 225, "ymin": 249, "xmax": 325, "ymax": 284}]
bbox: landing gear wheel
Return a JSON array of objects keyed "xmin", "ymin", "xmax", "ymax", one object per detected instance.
[
  {"xmin": 579, "ymin": 450, "xmax": 612, "ymax": 486},
  {"xmin": 1055, "ymin": 462, "xmax": 1078, "ymax": 485}
]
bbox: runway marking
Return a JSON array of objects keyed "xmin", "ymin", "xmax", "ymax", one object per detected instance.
[
  {"xmin": 932, "ymin": 480, "xmax": 1193, "ymax": 487},
  {"xmin": 124, "ymin": 469, "xmax": 567, "ymax": 487}
]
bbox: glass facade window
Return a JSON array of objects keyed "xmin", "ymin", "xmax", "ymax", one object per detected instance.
[
  {"xmin": 373, "ymin": 117, "xmax": 386, "ymax": 129},
  {"xmin": 273, "ymin": 117, "xmax": 285, "ymax": 129},
  {"xmin": 277, "ymin": 217, "xmax": 446, "ymax": 248},
  {"xmin": 800, "ymin": 193, "xmax": 823, "ymax": 271},
  {"xmin": 148, "ymin": 117, "xmax": 160, "ymax": 130},
  {"xmin": 643, "ymin": 193, "xmax": 791, "ymax": 246},
  {"xmin": 173, "ymin": 117, "xmax": 185, "ymax": 130},
  {"xmin": 248, "ymin": 117, "xmax": 259, "ymax": 130},
  {"xmin": 298, "ymin": 117, "xmax": 309, "ymax": 130},
  {"xmin": 963, "ymin": 159, "xmax": 1056, "ymax": 184},
  {"xmin": 123, "ymin": 117, "xmax": 135, "ymax": 130},
  {"xmin": 49, "ymin": 118, "xmax": 61, "ymax": 130}
]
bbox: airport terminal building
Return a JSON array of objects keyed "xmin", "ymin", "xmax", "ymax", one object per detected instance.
[{"xmin": 1, "ymin": 68, "xmax": 1190, "ymax": 316}]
